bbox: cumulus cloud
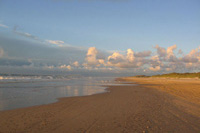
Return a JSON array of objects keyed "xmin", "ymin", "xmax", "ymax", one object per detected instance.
[
  {"xmin": 187, "ymin": 47, "xmax": 200, "ymax": 59},
  {"xmin": 0, "ymin": 23, "xmax": 9, "ymax": 28},
  {"xmin": 1, "ymin": 35, "xmax": 200, "ymax": 75},
  {"xmin": 154, "ymin": 45, "xmax": 178, "ymax": 62},
  {"xmin": 181, "ymin": 56, "xmax": 198, "ymax": 63},
  {"xmin": 135, "ymin": 51, "xmax": 151, "ymax": 57},
  {"xmin": 85, "ymin": 48, "xmax": 143, "ymax": 68},
  {"xmin": 155, "ymin": 45, "xmax": 166, "ymax": 57},
  {"xmin": 108, "ymin": 52, "xmax": 125, "ymax": 65},
  {"xmin": 80, "ymin": 45, "xmax": 200, "ymax": 73},
  {"xmin": 45, "ymin": 65, "xmax": 54, "ymax": 69},
  {"xmin": 83, "ymin": 47, "xmax": 106, "ymax": 67},
  {"xmin": 59, "ymin": 64, "xmax": 72, "ymax": 70},
  {"xmin": 67, "ymin": 65, "xmax": 72, "ymax": 70},
  {"xmin": 106, "ymin": 49, "xmax": 143, "ymax": 68},
  {"xmin": 86, "ymin": 47, "xmax": 98, "ymax": 65},
  {"xmin": 166, "ymin": 45, "xmax": 177, "ymax": 62},
  {"xmin": 167, "ymin": 45, "xmax": 177, "ymax": 57},
  {"xmin": 153, "ymin": 45, "xmax": 200, "ymax": 72},
  {"xmin": 178, "ymin": 47, "xmax": 200, "ymax": 70},
  {"xmin": 126, "ymin": 49, "xmax": 135, "ymax": 62},
  {"xmin": 72, "ymin": 61, "xmax": 79, "ymax": 67},
  {"xmin": 149, "ymin": 66, "xmax": 161, "ymax": 71}
]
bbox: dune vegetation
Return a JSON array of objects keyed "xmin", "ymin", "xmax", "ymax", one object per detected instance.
[
  {"xmin": 134, "ymin": 72, "xmax": 200, "ymax": 79},
  {"xmin": 152, "ymin": 72, "xmax": 200, "ymax": 78}
]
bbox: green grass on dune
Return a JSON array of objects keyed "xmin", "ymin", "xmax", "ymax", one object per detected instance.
[
  {"xmin": 133, "ymin": 72, "xmax": 200, "ymax": 79},
  {"xmin": 151, "ymin": 72, "xmax": 200, "ymax": 79}
]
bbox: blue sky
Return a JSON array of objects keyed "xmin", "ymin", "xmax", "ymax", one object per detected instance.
[
  {"xmin": 1, "ymin": 0, "xmax": 200, "ymax": 51},
  {"xmin": 0, "ymin": 0, "xmax": 200, "ymax": 75}
]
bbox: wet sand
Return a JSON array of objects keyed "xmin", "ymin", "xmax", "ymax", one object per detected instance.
[{"xmin": 0, "ymin": 78, "xmax": 200, "ymax": 133}]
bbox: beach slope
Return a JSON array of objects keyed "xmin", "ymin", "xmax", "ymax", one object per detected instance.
[{"xmin": 0, "ymin": 78, "xmax": 199, "ymax": 132}]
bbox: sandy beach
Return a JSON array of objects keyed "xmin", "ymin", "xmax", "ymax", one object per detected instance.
[{"xmin": 0, "ymin": 78, "xmax": 200, "ymax": 133}]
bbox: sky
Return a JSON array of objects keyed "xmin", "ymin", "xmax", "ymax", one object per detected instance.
[{"xmin": 0, "ymin": 0, "xmax": 200, "ymax": 76}]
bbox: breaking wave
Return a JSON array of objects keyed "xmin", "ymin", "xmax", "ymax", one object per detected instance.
[{"xmin": 0, "ymin": 74, "xmax": 81, "ymax": 82}]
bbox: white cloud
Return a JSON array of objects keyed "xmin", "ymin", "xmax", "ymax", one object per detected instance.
[
  {"xmin": 167, "ymin": 45, "xmax": 177, "ymax": 56},
  {"xmin": 135, "ymin": 50, "xmax": 151, "ymax": 57},
  {"xmin": 187, "ymin": 47, "xmax": 200, "ymax": 59},
  {"xmin": 166, "ymin": 45, "xmax": 177, "ymax": 60},
  {"xmin": 44, "ymin": 65, "xmax": 54, "ymax": 69},
  {"xmin": 98, "ymin": 59, "xmax": 105, "ymax": 65},
  {"xmin": 72, "ymin": 61, "xmax": 79, "ymax": 67},
  {"xmin": 181, "ymin": 56, "xmax": 198, "ymax": 63},
  {"xmin": 180, "ymin": 47, "xmax": 200, "ymax": 65},
  {"xmin": 151, "ymin": 55, "xmax": 159, "ymax": 61},
  {"xmin": 66, "ymin": 65, "xmax": 72, "ymax": 70},
  {"xmin": 80, "ymin": 45, "xmax": 200, "ymax": 73},
  {"xmin": 106, "ymin": 49, "xmax": 144, "ymax": 68},
  {"xmin": 149, "ymin": 66, "xmax": 161, "ymax": 71},
  {"xmin": 108, "ymin": 52, "xmax": 125, "ymax": 65},
  {"xmin": 84, "ymin": 47, "xmax": 105, "ymax": 67},
  {"xmin": 154, "ymin": 45, "xmax": 178, "ymax": 62},
  {"xmin": 46, "ymin": 40, "xmax": 64, "ymax": 47},
  {"xmin": 59, "ymin": 64, "xmax": 72, "ymax": 70},
  {"xmin": 155, "ymin": 45, "xmax": 166, "ymax": 57},
  {"xmin": 0, "ymin": 23, "xmax": 9, "ymax": 28},
  {"xmin": 166, "ymin": 67, "xmax": 172, "ymax": 71},
  {"xmin": 1, "ymin": 36, "xmax": 200, "ymax": 74},
  {"xmin": 105, "ymin": 48, "xmax": 144, "ymax": 68},
  {"xmin": 126, "ymin": 49, "xmax": 135, "ymax": 62},
  {"xmin": 86, "ymin": 47, "xmax": 98, "ymax": 65},
  {"xmin": 12, "ymin": 26, "xmax": 78, "ymax": 50}
]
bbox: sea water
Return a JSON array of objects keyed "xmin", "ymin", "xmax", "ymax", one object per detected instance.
[{"xmin": 0, "ymin": 75, "xmax": 132, "ymax": 111}]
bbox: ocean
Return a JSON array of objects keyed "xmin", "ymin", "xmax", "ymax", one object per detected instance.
[{"xmin": 0, "ymin": 74, "xmax": 131, "ymax": 111}]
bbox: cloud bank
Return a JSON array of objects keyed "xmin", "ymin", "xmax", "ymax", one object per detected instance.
[
  {"xmin": 0, "ymin": 48, "xmax": 4, "ymax": 58},
  {"xmin": 68, "ymin": 45, "xmax": 200, "ymax": 74},
  {"xmin": 0, "ymin": 28, "xmax": 199, "ymax": 75},
  {"xmin": 0, "ymin": 23, "xmax": 9, "ymax": 28}
]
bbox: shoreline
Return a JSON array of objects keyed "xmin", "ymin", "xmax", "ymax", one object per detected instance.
[
  {"xmin": 0, "ymin": 85, "xmax": 110, "ymax": 112},
  {"xmin": 0, "ymin": 77, "xmax": 116, "ymax": 112},
  {"xmin": 0, "ymin": 77, "xmax": 134, "ymax": 112},
  {"xmin": 0, "ymin": 78, "xmax": 200, "ymax": 132}
]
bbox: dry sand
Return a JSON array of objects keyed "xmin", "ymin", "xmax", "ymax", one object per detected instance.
[{"xmin": 0, "ymin": 78, "xmax": 200, "ymax": 133}]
